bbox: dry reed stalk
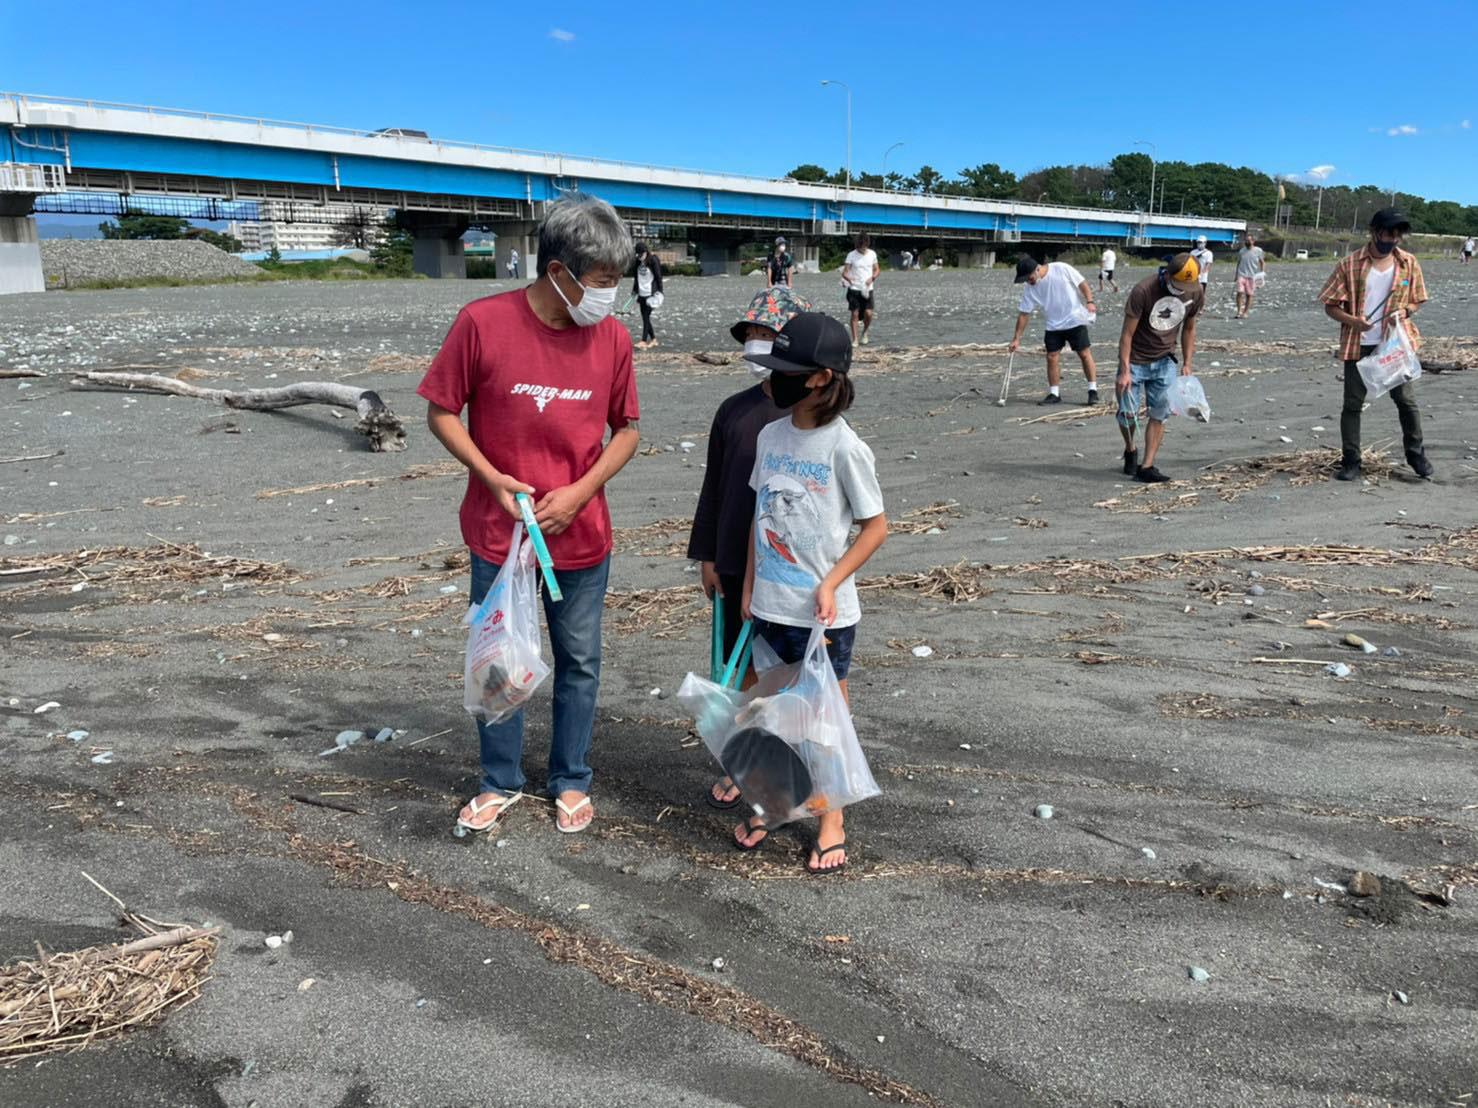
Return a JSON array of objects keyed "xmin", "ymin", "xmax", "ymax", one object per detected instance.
[
  {"xmin": 254, "ymin": 461, "xmax": 461, "ymax": 499},
  {"xmin": 604, "ymin": 584, "xmax": 706, "ymax": 637},
  {"xmin": 0, "ymin": 542, "xmax": 296, "ymax": 598},
  {"xmin": 888, "ymin": 501, "xmax": 963, "ymax": 536},
  {"xmin": 0, "ymin": 876, "xmax": 218, "ymax": 1063}
]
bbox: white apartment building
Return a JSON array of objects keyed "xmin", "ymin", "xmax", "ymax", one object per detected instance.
[{"xmin": 228, "ymin": 201, "xmax": 391, "ymax": 253}]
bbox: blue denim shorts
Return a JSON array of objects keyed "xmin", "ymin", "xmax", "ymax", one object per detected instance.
[
  {"xmin": 753, "ymin": 619, "xmax": 856, "ymax": 681},
  {"xmin": 1118, "ymin": 356, "xmax": 1178, "ymax": 427}
]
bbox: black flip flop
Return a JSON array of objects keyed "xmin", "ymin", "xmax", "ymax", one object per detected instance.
[
  {"xmin": 733, "ymin": 816, "xmax": 769, "ymax": 852},
  {"xmin": 706, "ymin": 779, "xmax": 743, "ymax": 811},
  {"xmin": 807, "ymin": 842, "xmax": 848, "ymax": 877}
]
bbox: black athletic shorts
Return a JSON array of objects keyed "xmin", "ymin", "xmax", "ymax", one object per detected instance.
[
  {"xmin": 1044, "ymin": 325, "xmax": 1091, "ymax": 353},
  {"xmin": 846, "ymin": 288, "xmax": 874, "ymax": 315},
  {"xmin": 1101, "ymin": 269, "xmax": 1114, "ymax": 280}
]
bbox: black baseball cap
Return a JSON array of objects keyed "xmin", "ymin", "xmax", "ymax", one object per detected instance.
[
  {"xmin": 745, "ymin": 311, "xmax": 852, "ymax": 375},
  {"xmin": 1369, "ymin": 208, "xmax": 1410, "ymax": 233},
  {"xmin": 1013, "ymin": 256, "xmax": 1042, "ymax": 283}
]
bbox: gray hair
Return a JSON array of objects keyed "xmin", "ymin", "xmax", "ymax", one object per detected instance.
[{"xmin": 536, "ymin": 193, "xmax": 634, "ymax": 279}]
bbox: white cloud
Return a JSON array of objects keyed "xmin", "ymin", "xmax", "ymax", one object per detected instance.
[
  {"xmin": 1283, "ymin": 166, "xmax": 1336, "ymax": 185},
  {"xmin": 1462, "ymin": 119, "xmax": 1473, "ymax": 129},
  {"xmin": 1386, "ymin": 124, "xmax": 1419, "ymax": 136},
  {"xmin": 549, "ymin": 28, "xmax": 575, "ymax": 42}
]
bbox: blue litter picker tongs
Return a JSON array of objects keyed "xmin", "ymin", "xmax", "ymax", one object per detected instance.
[
  {"xmin": 515, "ymin": 493, "xmax": 563, "ymax": 602},
  {"xmin": 711, "ymin": 595, "xmax": 753, "ymax": 688}
]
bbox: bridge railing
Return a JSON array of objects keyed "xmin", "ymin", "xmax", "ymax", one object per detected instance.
[{"xmin": 3, "ymin": 92, "xmax": 1244, "ymax": 228}]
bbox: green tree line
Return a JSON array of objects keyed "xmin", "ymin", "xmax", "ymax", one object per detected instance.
[{"xmin": 786, "ymin": 154, "xmax": 1478, "ymax": 235}]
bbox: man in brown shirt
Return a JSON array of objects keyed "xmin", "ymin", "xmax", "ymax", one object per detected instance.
[
  {"xmin": 1115, "ymin": 253, "xmax": 1204, "ymax": 482},
  {"xmin": 1316, "ymin": 208, "xmax": 1431, "ymax": 482}
]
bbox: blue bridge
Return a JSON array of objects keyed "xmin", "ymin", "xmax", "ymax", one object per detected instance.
[{"xmin": 1, "ymin": 93, "xmax": 1244, "ymax": 293}]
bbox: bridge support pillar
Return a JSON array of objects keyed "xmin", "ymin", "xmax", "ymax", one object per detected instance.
[
  {"xmin": 491, "ymin": 221, "xmax": 537, "ymax": 281},
  {"xmin": 956, "ymin": 246, "xmax": 995, "ymax": 269},
  {"xmin": 0, "ymin": 195, "xmax": 44, "ymax": 296},
  {"xmin": 398, "ymin": 211, "xmax": 469, "ymax": 279},
  {"xmin": 697, "ymin": 239, "xmax": 742, "ymax": 278},
  {"xmin": 789, "ymin": 235, "xmax": 820, "ymax": 274}
]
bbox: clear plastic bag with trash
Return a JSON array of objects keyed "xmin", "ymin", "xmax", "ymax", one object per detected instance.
[
  {"xmin": 462, "ymin": 523, "xmax": 550, "ymax": 723},
  {"xmin": 1356, "ymin": 319, "xmax": 1422, "ymax": 401},
  {"xmin": 1167, "ymin": 374, "xmax": 1211, "ymax": 423},
  {"xmin": 677, "ymin": 623, "xmax": 879, "ymax": 827}
]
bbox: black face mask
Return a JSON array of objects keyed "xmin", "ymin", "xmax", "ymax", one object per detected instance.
[
  {"xmin": 1372, "ymin": 239, "xmax": 1397, "ymax": 256},
  {"xmin": 769, "ymin": 371, "xmax": 815, "ymax": 409}
]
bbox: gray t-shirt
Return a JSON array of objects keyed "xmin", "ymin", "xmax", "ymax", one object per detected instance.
[
  {"xmin": 749, "ymin": 415, "xmax": 884, "ymax": 629},
  {"xmin": 1236, "ymin": 246, "xmax": 1265, "ymax": 278}
]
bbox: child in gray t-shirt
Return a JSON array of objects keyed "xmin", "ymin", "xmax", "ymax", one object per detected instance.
[{"xmin": 735, "ymin": 311, "xmax": 888, "ymax": 875}]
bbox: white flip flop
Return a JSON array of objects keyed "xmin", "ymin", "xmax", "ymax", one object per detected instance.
[
  {"xmin": 456, "ymin": 790, "xmax": 522, "ymax": 832},
  {"xmin": 554, "ymin": 794, "xmax": 593, "ymax": 834}
]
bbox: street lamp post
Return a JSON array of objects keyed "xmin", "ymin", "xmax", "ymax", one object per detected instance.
[
  {"xmin": 1133, "ymin": 140, "xmax": 1157, "ymax": 216},
  {"xmin": 882, "ymin": 141, "xmax": 904, "ymax": 183},
  {"xmin": 821, "ymin": 79, "xmax": 852, "ymax": 193}
]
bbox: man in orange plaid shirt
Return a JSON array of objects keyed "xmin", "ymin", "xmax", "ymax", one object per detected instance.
[{"xmin": 1317, "ymin": 208, "xmax": 1433, "ymax": 483}]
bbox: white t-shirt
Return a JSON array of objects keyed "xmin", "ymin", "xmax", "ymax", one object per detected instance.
[
  {"xmin": 1466, "ymin": 239, "xmax": 1475, "ymax": 253},
  {"xmin": 1018, "ymin": 262, "xmax": 1093, "ymax": 332},
  {"xmin": 1362, "ymin": 264, "xmax": 1396, "ymax": 345},
  {"xmin": 636, "ymin": 263, "xmax": 655, "ymax": 297},
  {"xmin": 1101, "ymin": 249, "xmax": 1116, "ymax": 272},
  {"xmin": 749, "ymin": 415, "xmax": 885, "ymax": 630},
  {"xmin": 1191, "ymin": 247, "xmax": 1213, "ymax": 284},
  {"xmin": 842, "ymin": 249, "xmax": 878, "ymax": 290}
]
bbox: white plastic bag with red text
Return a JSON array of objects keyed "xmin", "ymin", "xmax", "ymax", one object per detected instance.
[
  {"xmin": 1356, "ymin": 319, "xmax": 1422, "ymax": 401},
  {"xmin": 462, "ymin": 523, "xmax": 549, "ymax": 724}
]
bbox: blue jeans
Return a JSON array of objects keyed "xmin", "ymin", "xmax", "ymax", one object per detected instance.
[
  {"xmin": 469, "ymin": 552, "xmax": 609, "ymax": 798},
  {"xmin": 1117, "ymin": 357, "xmax": 1177, "ymax": 429}
]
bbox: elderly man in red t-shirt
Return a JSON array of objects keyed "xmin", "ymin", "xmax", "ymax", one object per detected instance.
[{"xmin": 418, "ymin": 194, "xmax": 640, "ymax": 835}]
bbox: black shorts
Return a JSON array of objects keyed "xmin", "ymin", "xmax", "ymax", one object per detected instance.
[
  {"xmin": 1044, "ymin": 325, "xmax": 1091, "ymax": 353},
  {"xmin": 1466, "ymin": 251, "xmax": 1474, "ymax": 259},
  {"xmin": 846, "ymin": 288, "xmax": 874, "ymax": 315},
  {"xmin": 1101, "ymin": 269, "xmax": 1114, "ymax": 280},
  {"xmin": 753, "ymin": 618, "xmax": 857, "ymax": 681}
]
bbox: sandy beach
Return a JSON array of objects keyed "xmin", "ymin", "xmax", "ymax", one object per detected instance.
[{"xmin": 3, "ymin": 262, "xmax": 1477, "ymax": 1107}]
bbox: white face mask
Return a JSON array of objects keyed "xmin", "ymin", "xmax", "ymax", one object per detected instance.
[
  {"xmin": 743, "ymin": 339, "xmax": 773, "ymax": 379},
  {"xmin": 550, "ymin": 265, "xmax": 617, "ymax": 327}
]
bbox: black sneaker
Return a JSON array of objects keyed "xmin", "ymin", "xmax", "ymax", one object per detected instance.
[
  {"xmin": 1135, "ymin": 464, "xmax": 1170, "ymax": 483},
  {"xmin": 1335, "ymin": 460, "xmax": 1362, "ymax": 482},
  {"xmin": 1086, "ymin": 389, "xmax": 1100, "ymax": 406},
  {"xmin": 1407, "ymin": 451, "xmax": 1434, "ymax": 479},
  {"xmin": 1037, "ymin": 393, "xmax": 1062, "ymax": 406},
  {"xmin": 1122, "ymin": 448, "xmax": 1138, "ymax": 475}
]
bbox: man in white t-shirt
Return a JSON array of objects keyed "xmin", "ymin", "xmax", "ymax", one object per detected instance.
[
  {"xmin": 1190, "ymin": 236, "xmax": 1213, "ymax": 293},
  {"xmin": 1007, "ymin": 255, "xmax": 1100, "ymax": 405},
  {"xmin": 1463, "ymin": 237, "xmax": 1475, "ymax": 264},
  {"xmin": 1099, "ymin": 247, "xmax": 1118, "ymax": 293},
  {"xmin": 841, "ymin": 232, "xmax": 880, "ymax": 345}
]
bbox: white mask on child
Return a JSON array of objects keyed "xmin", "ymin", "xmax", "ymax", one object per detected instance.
[{"xmin": 743, "ymin": 339, "xmax": 773, "ymax": 379}]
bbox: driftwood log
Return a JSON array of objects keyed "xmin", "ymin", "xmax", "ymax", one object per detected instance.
[{"xmin": 70, "ymin": 372, "xmax": 407, "ymax": 452}]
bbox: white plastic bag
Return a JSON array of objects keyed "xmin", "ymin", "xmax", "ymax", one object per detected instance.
[
  {"xmin": 462, "ymin": 523, "xmax": 549, "ymax": 723},
  {"xmin": 1356, "ymin": 319, "xmax": 1422, "ymax": 401},
  {"xmin": 1167, "ymin": 374, "xmax": 1211, "ymax": 423},
  {"xmin": 677, "ymin": 624, "xmax": 879, "ymax": 827},
  {"xmin": 648, "ymin": 291, "xmax": 664, "ymax": 311}
]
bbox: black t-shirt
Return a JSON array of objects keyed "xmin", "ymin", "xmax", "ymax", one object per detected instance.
[
  {"xmin": 686, "ymin": 384, "xmax": 784, "ymax": 576},
  {"xmin": 767, "ymin": 252, "xmax": 793, "ymax": 284}
]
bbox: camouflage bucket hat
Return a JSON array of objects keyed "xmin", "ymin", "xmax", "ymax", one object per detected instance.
[{"xmin": 730, "ymin": 285, "xmax": 813, "ymax": 344}]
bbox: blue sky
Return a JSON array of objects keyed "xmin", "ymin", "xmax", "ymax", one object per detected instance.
[{"xmin": 4, "ymin": 0, "xmax": 1476, "ymax": 204}]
